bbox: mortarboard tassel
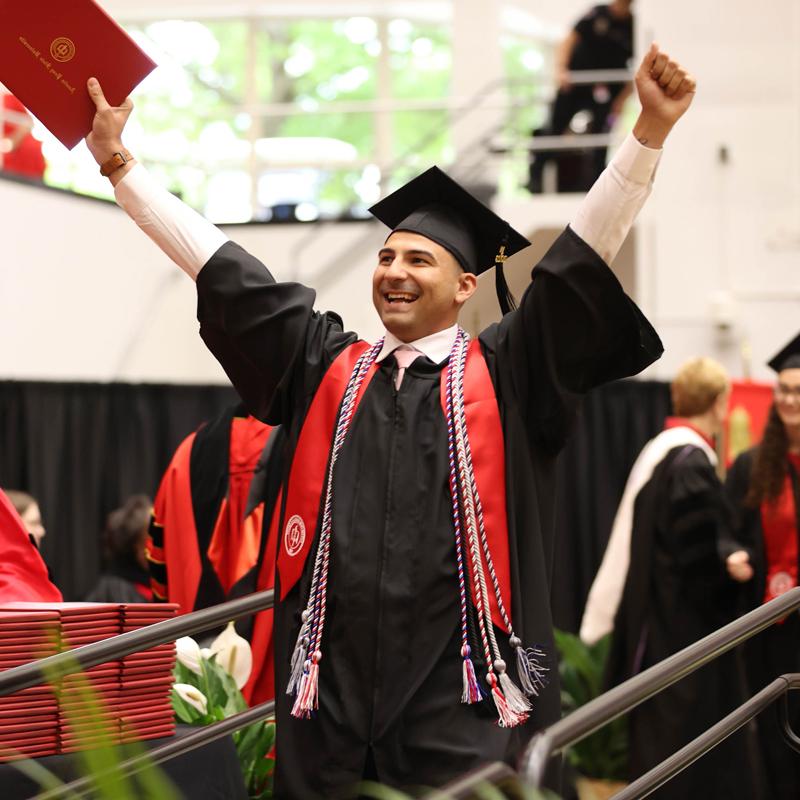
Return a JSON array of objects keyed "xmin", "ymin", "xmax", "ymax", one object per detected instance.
[{"xmin": 494, "ymin": 242, "xmax": 517, "ymax": 316}]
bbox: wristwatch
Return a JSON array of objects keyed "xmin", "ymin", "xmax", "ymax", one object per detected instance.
[{"xmin": 99, "ymin": 149, "xmax": 134, "ymax": 177}]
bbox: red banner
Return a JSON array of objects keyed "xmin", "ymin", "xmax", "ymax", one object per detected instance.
[{"xmin": 725, "ymin": 379, "xmax": 774, "ymax": 465}]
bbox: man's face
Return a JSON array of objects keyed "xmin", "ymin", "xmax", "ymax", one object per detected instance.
[
  {"xmin": 372, "ymin": 231, "xmax": 477, "ymax": 342},
  {"xmin": 775, "ymin": 368, "xmax": 800, "ymax": 428}
]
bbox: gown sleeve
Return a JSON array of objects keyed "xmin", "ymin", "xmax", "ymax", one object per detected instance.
[
  {"xmin": 722, "ymin": 449, "xmax": 759, "ymax": 562},
  {"xmin": 195, "ymin": 241, "xmax": 355, "ymax": 425},
  {"xmin": 663, "ymin": 448, "xmax": 730, "ymax": 573},
  {"xmin": 490, "ymin": 225, "xmax": 663, "ymax": 452}
]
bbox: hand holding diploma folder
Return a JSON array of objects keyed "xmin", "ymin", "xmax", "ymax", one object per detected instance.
[{"xmin": 0, "ymin": 0, "xmax": 155, "ymax": 149}]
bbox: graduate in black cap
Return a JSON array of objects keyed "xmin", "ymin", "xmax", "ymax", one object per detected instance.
[
  {"xmin": 84, "ymin": 42, "xmax": 694, "ymax": 798},
  {"xmin": 724, "ymin": 332, "xmax": 800, "ymax": 799}
]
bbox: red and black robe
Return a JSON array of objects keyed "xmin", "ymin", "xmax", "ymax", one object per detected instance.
[{"xmin": 147, "ymin": 404, "xmax": 284, "ymax": 703}]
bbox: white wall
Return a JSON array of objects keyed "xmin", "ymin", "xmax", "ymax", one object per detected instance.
[
  {"xmin": 1, "ymin": 0, "xmax": 798, "ymax": 384},
  {"xmin": 633, "ymin": 0, "xmax": 800, "ymax": 380}
]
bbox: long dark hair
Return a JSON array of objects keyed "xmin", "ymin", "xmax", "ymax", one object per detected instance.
[{"xmin": 745, "ymin": 405, "xmax": 789, "ymax": 507}]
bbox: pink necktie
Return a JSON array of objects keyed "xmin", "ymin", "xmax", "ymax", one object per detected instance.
[{"xmin": 393, "ymin": 346, "xmax": 419, "ymax": 389}]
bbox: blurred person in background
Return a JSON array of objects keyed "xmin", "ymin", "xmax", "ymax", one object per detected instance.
[
  {"xmin": 0, "ymin": 487, "xmax": 61, "ymax": 602},
  {"xmin": 85, "ymin": 494, "xmax": 153, "ymax": 603},
  {"xmin": 5, "ymin": 489, "xmax": 46, "ymax": 549},
  {"xmin": 1, "ymin": 87, "xmax": 46, "ymax": 181},
  {"xmin": 527, "ymin": 1, "xmax": 634, "ymax": 193},
  {"xmin": 147, "ymin": 405, "xmax": 285, "ymax": 704},
  {"xmin": 724, "ymin": 332, "xmax": 800, "ymax": 799},
  {"xmin": 582, "ymin": 357, "xmax": 760, "ymax": 798}
]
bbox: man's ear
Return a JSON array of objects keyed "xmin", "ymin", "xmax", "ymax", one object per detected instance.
[{"xmin": 455, "ymin": 271, "xmax": 478, "ymax": 306}]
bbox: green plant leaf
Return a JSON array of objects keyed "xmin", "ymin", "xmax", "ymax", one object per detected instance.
[
  {"xmin": 172, "ymin": 660, "xmax": 202, "ymax": 688},
  {"xmin": 352, "ymin": 780, "xmax": 417, "ymax": 800},
  {"xmin": 170, "ymin": 690, "xmax": 205, "ymax": 724}
]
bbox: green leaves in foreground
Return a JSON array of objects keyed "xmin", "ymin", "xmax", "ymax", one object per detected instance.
[{"xmin": 171, "ymin": 649, "xmax": 275, "ymax": 799}]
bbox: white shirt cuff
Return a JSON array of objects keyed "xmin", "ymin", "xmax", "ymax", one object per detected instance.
[
  {"xmin": 611, "ymin": 133, "xmax": 662, "ymax": 185},
  {"xmin": 115, "ymin": 164, "xmax": 228, "ymax": 280}
]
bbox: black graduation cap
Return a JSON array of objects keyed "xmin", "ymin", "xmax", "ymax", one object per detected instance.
[
  {"xmin": 368, "ymin": 166, "xmax": 530, "ymax": 315},
  {"xmin": 768, "ymin": 332, "xmax": 800, "ymax": 372}
]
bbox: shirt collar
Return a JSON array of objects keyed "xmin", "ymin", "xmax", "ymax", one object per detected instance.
[{"xmin": 376, "ymin": 323, "xmax": 459, "ymax": 365}]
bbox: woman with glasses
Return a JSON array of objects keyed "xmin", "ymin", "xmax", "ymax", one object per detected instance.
[{"xmin": 724, "ymin": 332, "xmax": 800, "ymax": 799}]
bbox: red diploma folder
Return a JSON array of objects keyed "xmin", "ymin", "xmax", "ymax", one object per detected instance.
[{"xmin": 0, "ymin": 0, "xmax": 156, "ymax": 149}]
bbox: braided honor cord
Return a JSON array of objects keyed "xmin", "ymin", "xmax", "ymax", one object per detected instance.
[
  {"xmin": 449, "ymin": 334, "xmax": 549, "ymax": 701},
  {"xmin": 289, "ymin": 338, "xmax": 384, "ymax": 718}
]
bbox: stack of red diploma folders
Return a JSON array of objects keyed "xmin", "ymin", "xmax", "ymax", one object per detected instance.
[{"xmin": 0, "ymin": 602, "xmax": 178, "ymax": 761}]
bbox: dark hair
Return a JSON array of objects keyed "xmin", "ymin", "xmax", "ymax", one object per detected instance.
[
  {"xmin": 745, "ymin": 405, "xmax": 789, "ymax": 507},
  {"xmin": 104, "ymin": 494, "xmax": 152, "ymax": 562}
]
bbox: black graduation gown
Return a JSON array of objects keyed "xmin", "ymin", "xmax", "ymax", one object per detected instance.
[
  {"xmin": 195, "ymin": 226, "xmax": 662, "ymax": 798},
  {"xmin": 725, "ymin": 448, "xmax": 800, "ymax": 800},
  {"xmin": 607, "ymin": 444, "xmax": 758, "ymax": 799}
]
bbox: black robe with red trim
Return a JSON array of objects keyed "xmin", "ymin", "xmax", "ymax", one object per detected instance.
[
  {"xmin": 195, "ymin": 227, "xmax": 662, "ymax": 798},
  {"xmin": 147, "ymin": 404, "xmax": 285, "ymax": 702},
  {"xmin": 725, "ymin": 448, "xmax": 800, "ymax": 799}
]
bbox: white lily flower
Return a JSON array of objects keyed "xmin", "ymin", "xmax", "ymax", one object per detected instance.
[
  {"xmin": 210, "ymin": 621, "xmax": 252, "ymax": 689},
  {"xmin": 173, "ymin": 683, "xmax": 208, "ymax": 715},
  {"xmin": 200, "ymin": 647, "xmax": 213, "ymax": 659},
  {"xmin": 175, "ymin": 636, "xmax": 203, "ymax": 675}
]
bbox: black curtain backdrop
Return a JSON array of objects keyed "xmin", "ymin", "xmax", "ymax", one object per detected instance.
[
  {"xmin": 0, "ymin": 378, "xmax": 670, "ymax": 625},
  {"xmin": 0, "ymin": 381, "xmax": 237, "ymax": 599},
  {"xmin": 552, "ymin": 379, "xmax": 672, "ymax": 631}
]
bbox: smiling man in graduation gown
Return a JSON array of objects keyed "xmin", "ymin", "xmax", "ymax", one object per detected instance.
[{"xmin": 83, "ymin": 44, "xmax": 695, "ymax": 797}]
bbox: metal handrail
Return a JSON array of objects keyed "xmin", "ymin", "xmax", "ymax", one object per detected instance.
[
  {"xmin": 613, "ymin": 675, "xmax": 800, "ymax": 799},
  {"xmin": 0, "ymin": 589, "xmax": 274, "ymax": 697},
  {"xmin": 33, "ymin": 699, "xmax": 277, "ymax": 800},
  {"xmin": 520, "ymin": 587, "xmax": 800, "ymax": 787}
]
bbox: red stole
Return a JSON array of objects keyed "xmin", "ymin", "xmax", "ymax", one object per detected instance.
[
  {"xmin": 760, "ymin": 452, "xmax": 800, "ymax": 603},
  {"xmin": 276, "ymin": 339, "xmax": 512, "ymax": 632}
]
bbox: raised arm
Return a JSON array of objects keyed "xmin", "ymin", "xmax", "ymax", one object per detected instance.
[
  {"xmin": 84, "ymin": 78, "xmax": 227, "ymax": 279},
  {"xmin": 83, "ymin": 78, "xmax": 320, "ymax": 424},
  {"xmin": 570, "ymin": 43, "xmax": 697, "ymax": 264},
  {"xmin": 494, "ymin": 44, "xmax": 695, "ymax": 449}
]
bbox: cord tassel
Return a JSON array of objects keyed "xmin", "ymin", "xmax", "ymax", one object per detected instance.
[
  {"xmin": 286, "ymin": 635, "xmax": 308, "ymax": 696},
  {"xmin": 498, "ymin": 670, "xmax": 532, "ymax": 715},
  {"xmin": 291, "ymin": 657, "xmax": 320, "ymax": 719},
  {"xmin": 461, "ymin": 650, "xmax": 482, "ymax": 704},
  {"xmin": 514, "ymin": 643, "xmax": 550, "ymax": 697},
  {"xmin": 489, "ymin": 678, "xmax": 528, "ymax": 728}
]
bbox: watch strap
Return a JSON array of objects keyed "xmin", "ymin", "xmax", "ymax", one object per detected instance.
[{"xmin": 99, "ymin": 149, "xmax": 133, "ymax": 177}]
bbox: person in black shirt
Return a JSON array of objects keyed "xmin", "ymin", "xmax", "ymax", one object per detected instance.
[{"xmin": 528, "ymin": 1, "xmax": 634, "ymax": 193}]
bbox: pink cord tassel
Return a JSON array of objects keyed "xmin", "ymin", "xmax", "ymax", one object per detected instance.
[
  {"xmin": 487, "ymin": 674, "xmax": 527, "ymax": 728},
  {"xmin": 290, "ymin": 659, "xmax": 320, "ymax": 719},
  {"xmin": 491, "ymin": 684, "xmax": 528, "ymax": 728},
  {"xmin": 462, "ymin": 657, "xmax": 482, "ymax": 704}
]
